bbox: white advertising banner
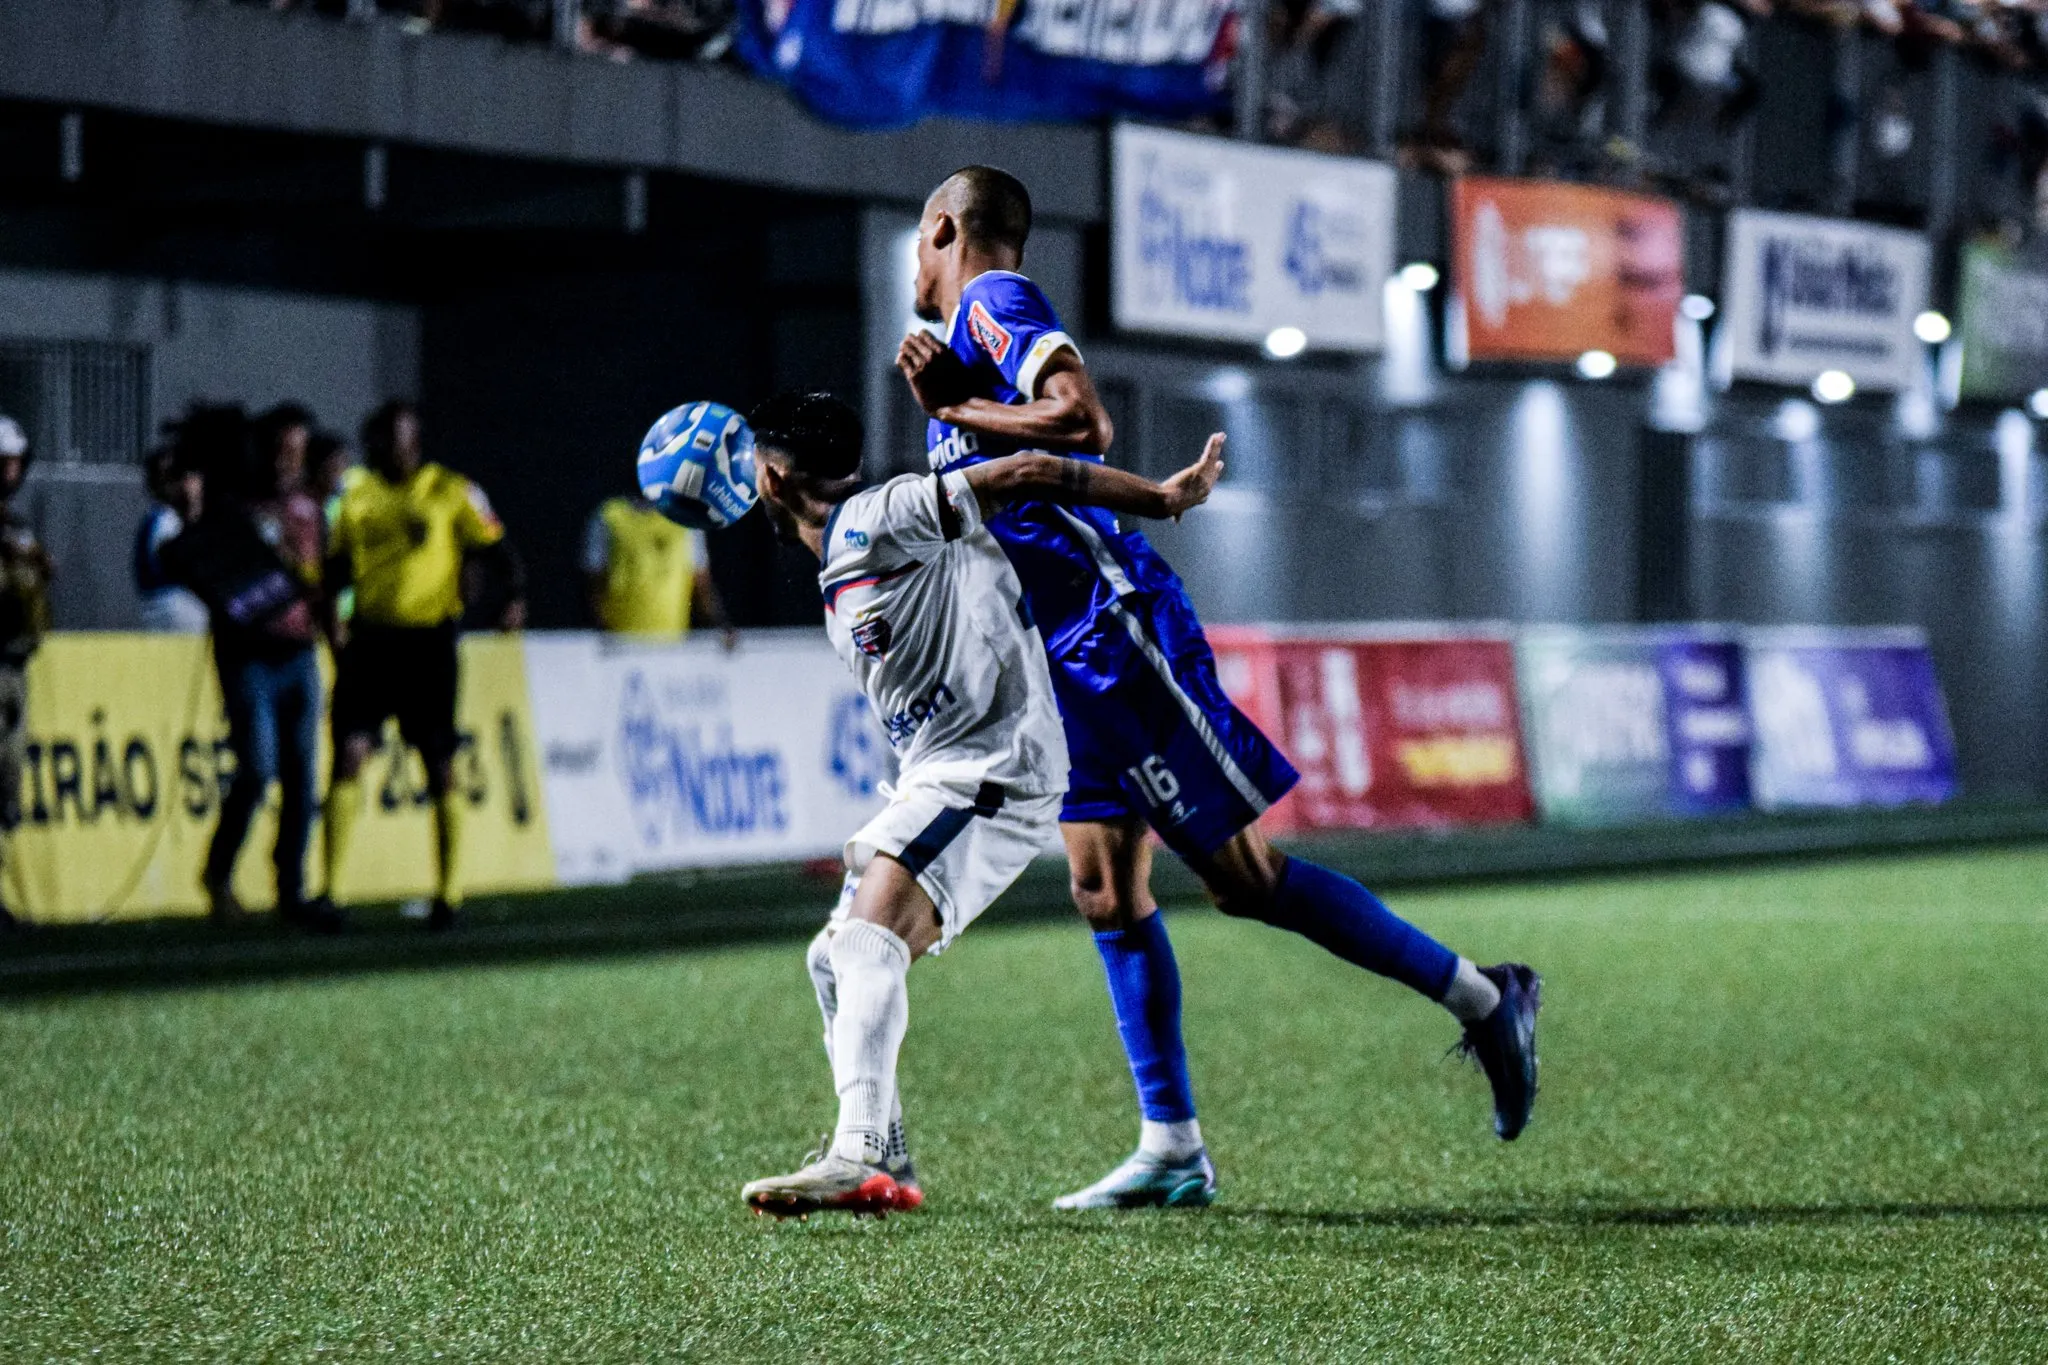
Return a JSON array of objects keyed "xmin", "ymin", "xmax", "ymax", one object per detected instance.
[
  {"xmin": 1720, "ymin": 209, "xmax": 1929, "ymax": 391},
  {"xmin": 1111, "ymin": 124, "xmax": 1397, "ymax": 352},
  {"xmin": 524, "ymin": 630, "xmax": 893, "ymax": 884}
]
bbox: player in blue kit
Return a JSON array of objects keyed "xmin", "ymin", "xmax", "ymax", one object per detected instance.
[{"xmin": 895, "ymin": 167, "xmax": 1544, "ymax": 1210}]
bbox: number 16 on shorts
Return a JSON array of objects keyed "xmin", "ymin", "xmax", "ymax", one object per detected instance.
[{"xmin": 1127, "ymin": 755, "xmax": 1182, "ymax": 810}]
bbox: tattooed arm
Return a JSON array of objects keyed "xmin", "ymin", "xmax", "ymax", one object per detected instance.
[{"xmin": 960, "ymin": 435, "xmax": 1225, "ymax": 523}]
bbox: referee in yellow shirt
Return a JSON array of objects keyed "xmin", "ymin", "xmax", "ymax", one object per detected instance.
[
  {"xmin": 581, "ymin": 494, "xmax": 734, "ymax": 642},
  {"xmin": 318, "ymin": 400, "xmax": 524, "ymax": 931}
]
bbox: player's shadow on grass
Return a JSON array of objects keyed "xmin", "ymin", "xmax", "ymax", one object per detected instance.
[{"xmin": 1208, "ymin": 1201, "xmax": 2048, "ymax": 1231}]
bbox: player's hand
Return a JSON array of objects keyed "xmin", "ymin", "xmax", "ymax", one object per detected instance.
[
  {"xmin": 896, "ymin": 330, "xmax": 972, "ymax": 416},
  {"xmin": 500, "ymin": 599, "xmax": 527, "ymax": 632},
  {"xmin": 1161, "ymin": 433, "xmax": 1226, "ymax": 521}
]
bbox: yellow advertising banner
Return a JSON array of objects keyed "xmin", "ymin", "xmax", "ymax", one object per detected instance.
[{"xmin": 5, "ymin": 634, "xmax": 556, "ymax": 923}]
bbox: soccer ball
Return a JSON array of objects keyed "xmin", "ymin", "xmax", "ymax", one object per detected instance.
[{"xmin": 636, "ymin": 401, "xmax": 758, "ymax": 529}]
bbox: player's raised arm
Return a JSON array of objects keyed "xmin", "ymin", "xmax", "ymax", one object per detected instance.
[
  {"xmin": 963, "ymin": 434, "xmax": 1225, "ymax": 523},
  {"xmin": 898, "ymin": 333, "xmax": 1114, "ymax": 453}
]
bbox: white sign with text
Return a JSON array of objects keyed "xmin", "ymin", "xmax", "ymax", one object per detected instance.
[
  {"xmin": 1721, "ymin": 209, "xmax": 1929, "ymax": 391},
  {"xmin": 1112, "ymin": 124, "xmax": 1397, "ymax": 352}
]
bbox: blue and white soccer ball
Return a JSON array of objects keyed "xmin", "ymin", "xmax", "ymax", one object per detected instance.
[{"xmin": 636, "ymin": 401, "xmax": 758, "ymax": 529}]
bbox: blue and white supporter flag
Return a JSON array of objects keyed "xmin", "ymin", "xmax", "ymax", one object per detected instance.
[{"xmin": 736, "ymin": 0, "xmax": 1235, "ymax": 128}]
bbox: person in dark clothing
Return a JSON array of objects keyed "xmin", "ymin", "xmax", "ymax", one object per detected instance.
[
  {"xmin": 0, "ymin": 413, "xmax": 51, "ymax": 930},
  {"xmin": 162, "ymin": 404, "xmax": 340, "ymax": 932}
]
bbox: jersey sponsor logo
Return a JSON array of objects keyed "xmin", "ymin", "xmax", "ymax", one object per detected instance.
[
  {"xmin": 843, "ymin": 528, "xmax": 870, "ymax": 548},
  {"xmin": 882, "ymin": 680, "xmax": 956, "ymax": 747},
  {"xmin": 851, "ymin": 612, "xmax": 892, "ymax": 658},
  {"xmin": 967, "ymin": 300, "xmax": 1013, "ymax": 364},
  {"xmin": 927, "ymin": 427, "xmax": 980, "ymax": 470}
]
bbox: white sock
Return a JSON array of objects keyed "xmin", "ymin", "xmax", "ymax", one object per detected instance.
[
  {"xmin": 811, "ymin": 923, "xmax": 909, "ymax": 1167},
  {"xmin": 1441, "ymin": 957, "xmax": 1502, "ymax": 1023},
  {"xmin": 826, "ymin": 919, "xmax": 911, "ymax": 1166},
  {"xmin": 1139, "ymin": 1118, "xmax": 1204, "ymax": 1162}
]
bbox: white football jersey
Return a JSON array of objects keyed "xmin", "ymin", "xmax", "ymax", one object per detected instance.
[{"xmin": 819, "ymin": 471, "xmax": 1069, "ymax": 799}]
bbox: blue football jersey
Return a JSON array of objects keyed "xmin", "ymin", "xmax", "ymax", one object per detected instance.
[{"xmin": 925, "ymin": 272, "xmax": 1195, "ymax": 674}]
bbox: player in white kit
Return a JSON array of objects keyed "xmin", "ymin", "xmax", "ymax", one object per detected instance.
[{"xmin": 738, "ymin": 392, "xmax": 1225, "ymax": 1219}]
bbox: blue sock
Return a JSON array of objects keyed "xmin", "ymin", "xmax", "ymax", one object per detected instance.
[
  {"xmin": 1093, "ymin": 912, "xmax": 1197, "ymax": 1124},
  {"xmin": 1257, "ymin": 858, "xmax": 1460, "ymax": 1000}
]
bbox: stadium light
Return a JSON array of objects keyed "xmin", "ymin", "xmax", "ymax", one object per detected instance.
[
  {"xmin": 1679, "ymin": 294, "xmax": 1716, "ymax": 322},
  {"xmin": 1203, "ymin": 367, "xmax": 1253, "ymax": 403},
  {"xmin": 2031, "ymin": 388, "xmax": 2048, "ymax": 421},
  {"xmin": 1773, "ymin": 398, "xmax": 1821, "ymax": 442},
  {"xmin": 1813, "ymin": 369, "xmax": 1856, "ymax": 404},
  {"xmin": 1575, "ymin": 349, "xmax": 1618, "ymax": 380},
  {"xmin": 1399, "ymin": 262, "xmax": 1440, "ymax": 293},
  {"xmin": 1913, "ymin": 310, "xmax": 1952, "ymax": 345},
  {"xmin": 1264, "ymin": 326, "xmax": 1308, "ymax": 359}
]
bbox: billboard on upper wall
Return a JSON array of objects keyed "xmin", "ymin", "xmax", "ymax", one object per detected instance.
[
  {"xmin": 1957, "ymin": 242, "xmax": 2048, "ymax": 402},
  {"xmin": 735, "ymin": 0, "xmax": 1233, "ymax": 129},
  {"xmin": 1721, "ymin": 209, "xmax": 1929, "ymax": 392},
  {"xmin": 1112, "ymin": 124, "xmax": 1397, "ymax": 353},
  {"xmin": 1449, "ymin": 177, "xmax": 1683, "ymax": 366}
]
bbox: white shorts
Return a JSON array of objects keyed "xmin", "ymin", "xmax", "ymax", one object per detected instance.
[{"xmin": 829, "ymin": 777, "xmax": 1062, "ymax": 954}]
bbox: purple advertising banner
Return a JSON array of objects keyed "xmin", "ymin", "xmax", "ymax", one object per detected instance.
[
  {"xmin": 1517, "ymin": 627, "xmax": 1750, "ymax": 825},
  {"xmin": 1745, "ymin": 628, "xmax": 1957, "ymax": 809},
  {"xmin": 1660, "ymin": 635, "xmax": 1752, "ymax": 817}
]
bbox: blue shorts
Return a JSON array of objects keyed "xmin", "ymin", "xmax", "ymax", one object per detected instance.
[{"xmin": 1052, "ymin": 601, "xmax": 1299, "ymax": 859}]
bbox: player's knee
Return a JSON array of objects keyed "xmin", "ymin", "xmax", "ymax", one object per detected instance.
[
  {"xmin": 1068, "ymin": 872, "xmax": 1141, "ymax": 930},
  {"xmin": 1203, "ymin": 856, "xmax": 1286, "ymax": 922}
]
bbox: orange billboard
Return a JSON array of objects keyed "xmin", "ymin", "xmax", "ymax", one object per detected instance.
[{"xmin": 1451, "ymin": 177, "xmax": 1683, "ymax": 367}]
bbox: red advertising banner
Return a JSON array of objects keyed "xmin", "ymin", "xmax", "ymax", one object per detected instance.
[
  {"xmin": 1210, "ymin": 627, "xmax": 1535, "ymax": 832},
  {"xmin": 1451, "ymin": 177, "xmax": 1683, "ymax": 367}
]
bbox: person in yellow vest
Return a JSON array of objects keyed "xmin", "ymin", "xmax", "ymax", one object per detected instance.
[
  {"xmin": 581, "ymin": 494, "xmax": 735, "ymax": 644},
  {"xmin": 317, "ymin": 400, "xmax": 525, "ymax": 932}
]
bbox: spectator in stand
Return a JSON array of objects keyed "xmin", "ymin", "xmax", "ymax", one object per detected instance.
[
  {"xmin": 0, "ymin": 415, "xmax": 51, "ymax": 930},
  {"xmin": 1265, "ymin": 0, "xmax": 1365, "ymax": 150},
  {"xmin": 1414, "ymin": 0, "xmax": 1491, "ymax": 172},
  {"xmin": 1652, "ymin": 0, "xmax": 1769, "ymax": 133},
  {"xmin": 135, "ymin": 446, "xmax": 211, "ymax": 634},
  {"xmin": 582, "ymin": 491, "xmax": 735, "ymax": 642},
  {"xmin": 159, "ymin": 405, "xmax": 337, "ymax": 932},
  {"xmin": 1530, "ymin": 0, "xmax": 1612, "ymax": 157},
  {"xmin": 581, "ymin": 0, "xmax": 736, "ymax": 61}
]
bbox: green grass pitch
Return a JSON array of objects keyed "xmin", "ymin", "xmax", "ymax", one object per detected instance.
[{"xmin": 3, "ymin": 846, "xmax": 2047, "ymax": 1361}]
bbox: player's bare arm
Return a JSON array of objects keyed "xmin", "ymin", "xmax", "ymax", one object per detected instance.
[
  {"xmin": 963, "ymin": 434, "xmax": 1224, "ymax": 522},
  {"xmin": 897, "ymin": 332, "xmax": 1113, "ymax": 452}
]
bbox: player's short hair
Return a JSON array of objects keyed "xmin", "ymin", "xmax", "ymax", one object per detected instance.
[
  {"xmin": 361, "ymin": 399, "xmax": 416, "ymax": 472},
  {"xmin": 750, "ymin": 392, "xmax": 863, "ymax": 483},
  {"xmin": 940, "ymin": 166, "xmax": 1032, "ymax": 256}
]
